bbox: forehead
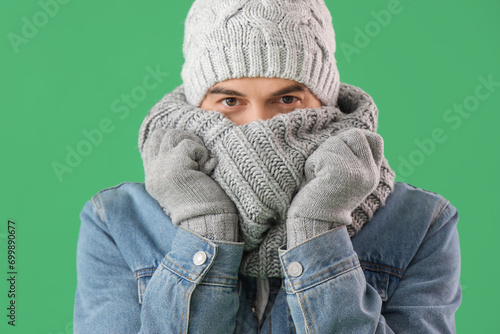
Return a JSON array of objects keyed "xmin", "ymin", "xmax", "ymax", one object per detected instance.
[{"xmin": 210, "ymin": 77, "xmax": 309, "ymax": 95}]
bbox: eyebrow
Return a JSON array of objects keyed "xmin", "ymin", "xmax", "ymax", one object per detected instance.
[
  {"xmin": 207, "ymin": 87, "xmax": 245, "ymax": 97},
  {"xmin": 270, "ymin": 84, "xmax": 305, "ymax": 97},
  {"xmin": 207, "ymin": 84, "xmax": 306, "ymax": 97}
]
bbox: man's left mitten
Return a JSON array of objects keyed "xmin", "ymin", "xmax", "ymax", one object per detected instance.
[{"xmin": 286, "ymin": 129, "xmax": 384, "ymax": 248}]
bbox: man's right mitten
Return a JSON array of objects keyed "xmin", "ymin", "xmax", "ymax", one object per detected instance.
[{"xmin": 143, "ymin": 128, "xmax": 238, "ymax": 241}]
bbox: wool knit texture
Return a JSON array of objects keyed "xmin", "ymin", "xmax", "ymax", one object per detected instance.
[
  {"xmin": 142, "ymin": 128, "xmax": 240, "ymax": 242},
  {"xmin": 182, "ymin": 0, "xmax": 340, "ymax": 107},
  {"xmin": 139, "ymin": 83, "xmax": 396, "ymax": 279}
]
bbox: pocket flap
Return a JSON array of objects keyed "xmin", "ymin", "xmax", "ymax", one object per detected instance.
[{"xmin": 360, "ymin": 261, "xmax": 403, "ymax": 301}]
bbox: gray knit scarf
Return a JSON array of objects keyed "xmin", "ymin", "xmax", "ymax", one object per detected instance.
[{"xmin": 139, "ymin": 83, "xmax": 396, "ymax": 279}]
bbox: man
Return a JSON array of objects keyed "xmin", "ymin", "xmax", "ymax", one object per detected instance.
[{"xmin": 74, "ymin": 0, "xmax": 461, "ymax": 332}]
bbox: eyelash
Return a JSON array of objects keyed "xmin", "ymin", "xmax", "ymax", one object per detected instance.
[{"xmin": 220, "ymin": 96, "xmax": 299, "ymax": 107}]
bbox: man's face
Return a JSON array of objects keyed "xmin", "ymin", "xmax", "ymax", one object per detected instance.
[{"xmin": 200, "ymin": 77, "xmax": 322, "ymax": 125}]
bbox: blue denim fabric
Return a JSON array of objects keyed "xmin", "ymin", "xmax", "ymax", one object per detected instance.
[{"xmin": 74, "ymin": 182, "xmax": 461, "ymax": 333}]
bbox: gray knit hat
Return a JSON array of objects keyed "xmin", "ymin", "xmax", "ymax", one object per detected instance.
[{"xmin": 181, "ymin": 0, "xmax": 340, "ymax": 107}]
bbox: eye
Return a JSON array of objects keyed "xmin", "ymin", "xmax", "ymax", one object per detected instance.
[
  {"xmin": 279, "ymin": 96, "xmax": 298, "ymax": 104},
  {"xmin": 221, "ymin": 98, "xmax": 240, "ymax": 107}
]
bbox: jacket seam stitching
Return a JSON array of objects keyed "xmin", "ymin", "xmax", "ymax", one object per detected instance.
[
  {"xmin": 359, "ymin": 261, "xmax": 404, "ymax": 277},
  {"xmin": 299, "ymin": 292, "xmax": 316, "ymax": 334},
  {"xmin": 429, "ymin": 197, "xmax": 445, "ymax": 223},
  {"xmin": 135, "ymin": 272, "xmax": 156, "ymax": 279},
  {"xmin": 198, "ymin": 281, "xmax": 237, "ymax": 287},
  {"xmin": 284, "ymin": 264, "xmax": 360, "ymax": 293},
  {"xmin": 204, "ymin": 274, "xmax": 238, "ymax": 280},
  {"xmin": 212, "ymin": 241, "xmax": 244, "ymax": 247},
  {"xmin": 163, "ymin": 262, "xmax": 196, "ymax": 282},
  {"xmin": 295, "ymin": 292, "xmax": 307, "ymax": 333},
  {"xmin": 138, "ymin": 276, "xmax": 144, "ymax": 304},
  {"xmin": 430, "ymin": 200, "xmax": 450, "ymax": 228},
  {"xmin": 383, "ymin": 272, "xmax": 389, "ymax": 301},
  {"xmin": 95, "ymin": 182, "xmax": 139, "ymax": 194},
  {"xmin": 91, "ymin": 195, "xmax": 106, "ymax": 222},
  {"xmin": 181, "ymin": 284, "xmax": 194, "ymax": 334},
  {"xmin": 378, "ymin": 272, "xmax": 389, "ymax": 300},
  {"xmin": 359, "ymin": 261, "xmax": 404, "ymax": 273},
  {"xmin": 133, "ymin": 267, "xmax": 156, "ymax": 275},
  {"xmin": 164, "ymin": 257, "xmax": 201, "ymax": 277},
  {"xmin": 287, "ymin": 265, "xmax": 364, "ymax": 292},
  {"xmin": 378, "ymin": 272, "xmax": 383, "ymax": 297},
  {"xmin": 289, "ymin": 257, "xmax": 358, "ymax": 285}
]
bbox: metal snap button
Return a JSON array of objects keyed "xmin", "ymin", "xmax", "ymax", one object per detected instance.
[
  {"xmin": 193, "ymin": 251, "xmax": 207, "ymax": 266},
  {"xmin": 288, "ymin": 262, "xmax": 303, "ymax": 277}
]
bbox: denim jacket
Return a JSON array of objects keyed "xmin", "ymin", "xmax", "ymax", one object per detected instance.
[{"xmin": 74, "ymin": 182, "xmax": 461, "ymax": 333}]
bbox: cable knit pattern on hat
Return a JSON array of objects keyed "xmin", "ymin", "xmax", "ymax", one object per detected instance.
[
  {"xmin": 181, "ymin": 0, "xmax": 340, "ymax": 107},
  {"xmin": 139, "ymin": 83, "xmax": 396, "ymax": 278}
]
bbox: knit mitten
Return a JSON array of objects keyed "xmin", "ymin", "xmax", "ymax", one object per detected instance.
[
  {"xmin": 143, "ymin": 129, "xmax": 238, "ymax": 241},
  {"xmin": 286, "ymin": 128, "xmax": 383, "ymax": 248}
]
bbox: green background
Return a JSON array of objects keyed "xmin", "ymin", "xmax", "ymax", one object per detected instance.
[{"xmin": 1, "ymin": 0, "xmax": 499, "ymax": 332}]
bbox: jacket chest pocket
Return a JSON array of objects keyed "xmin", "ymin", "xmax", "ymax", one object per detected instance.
[
  {"xmin": 134, "ymin": 268, "xmax": 156, "ymax": 304},
  {"xmin": 360, "ymin": 261, "xmax": 403, "ymax": 302}
]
